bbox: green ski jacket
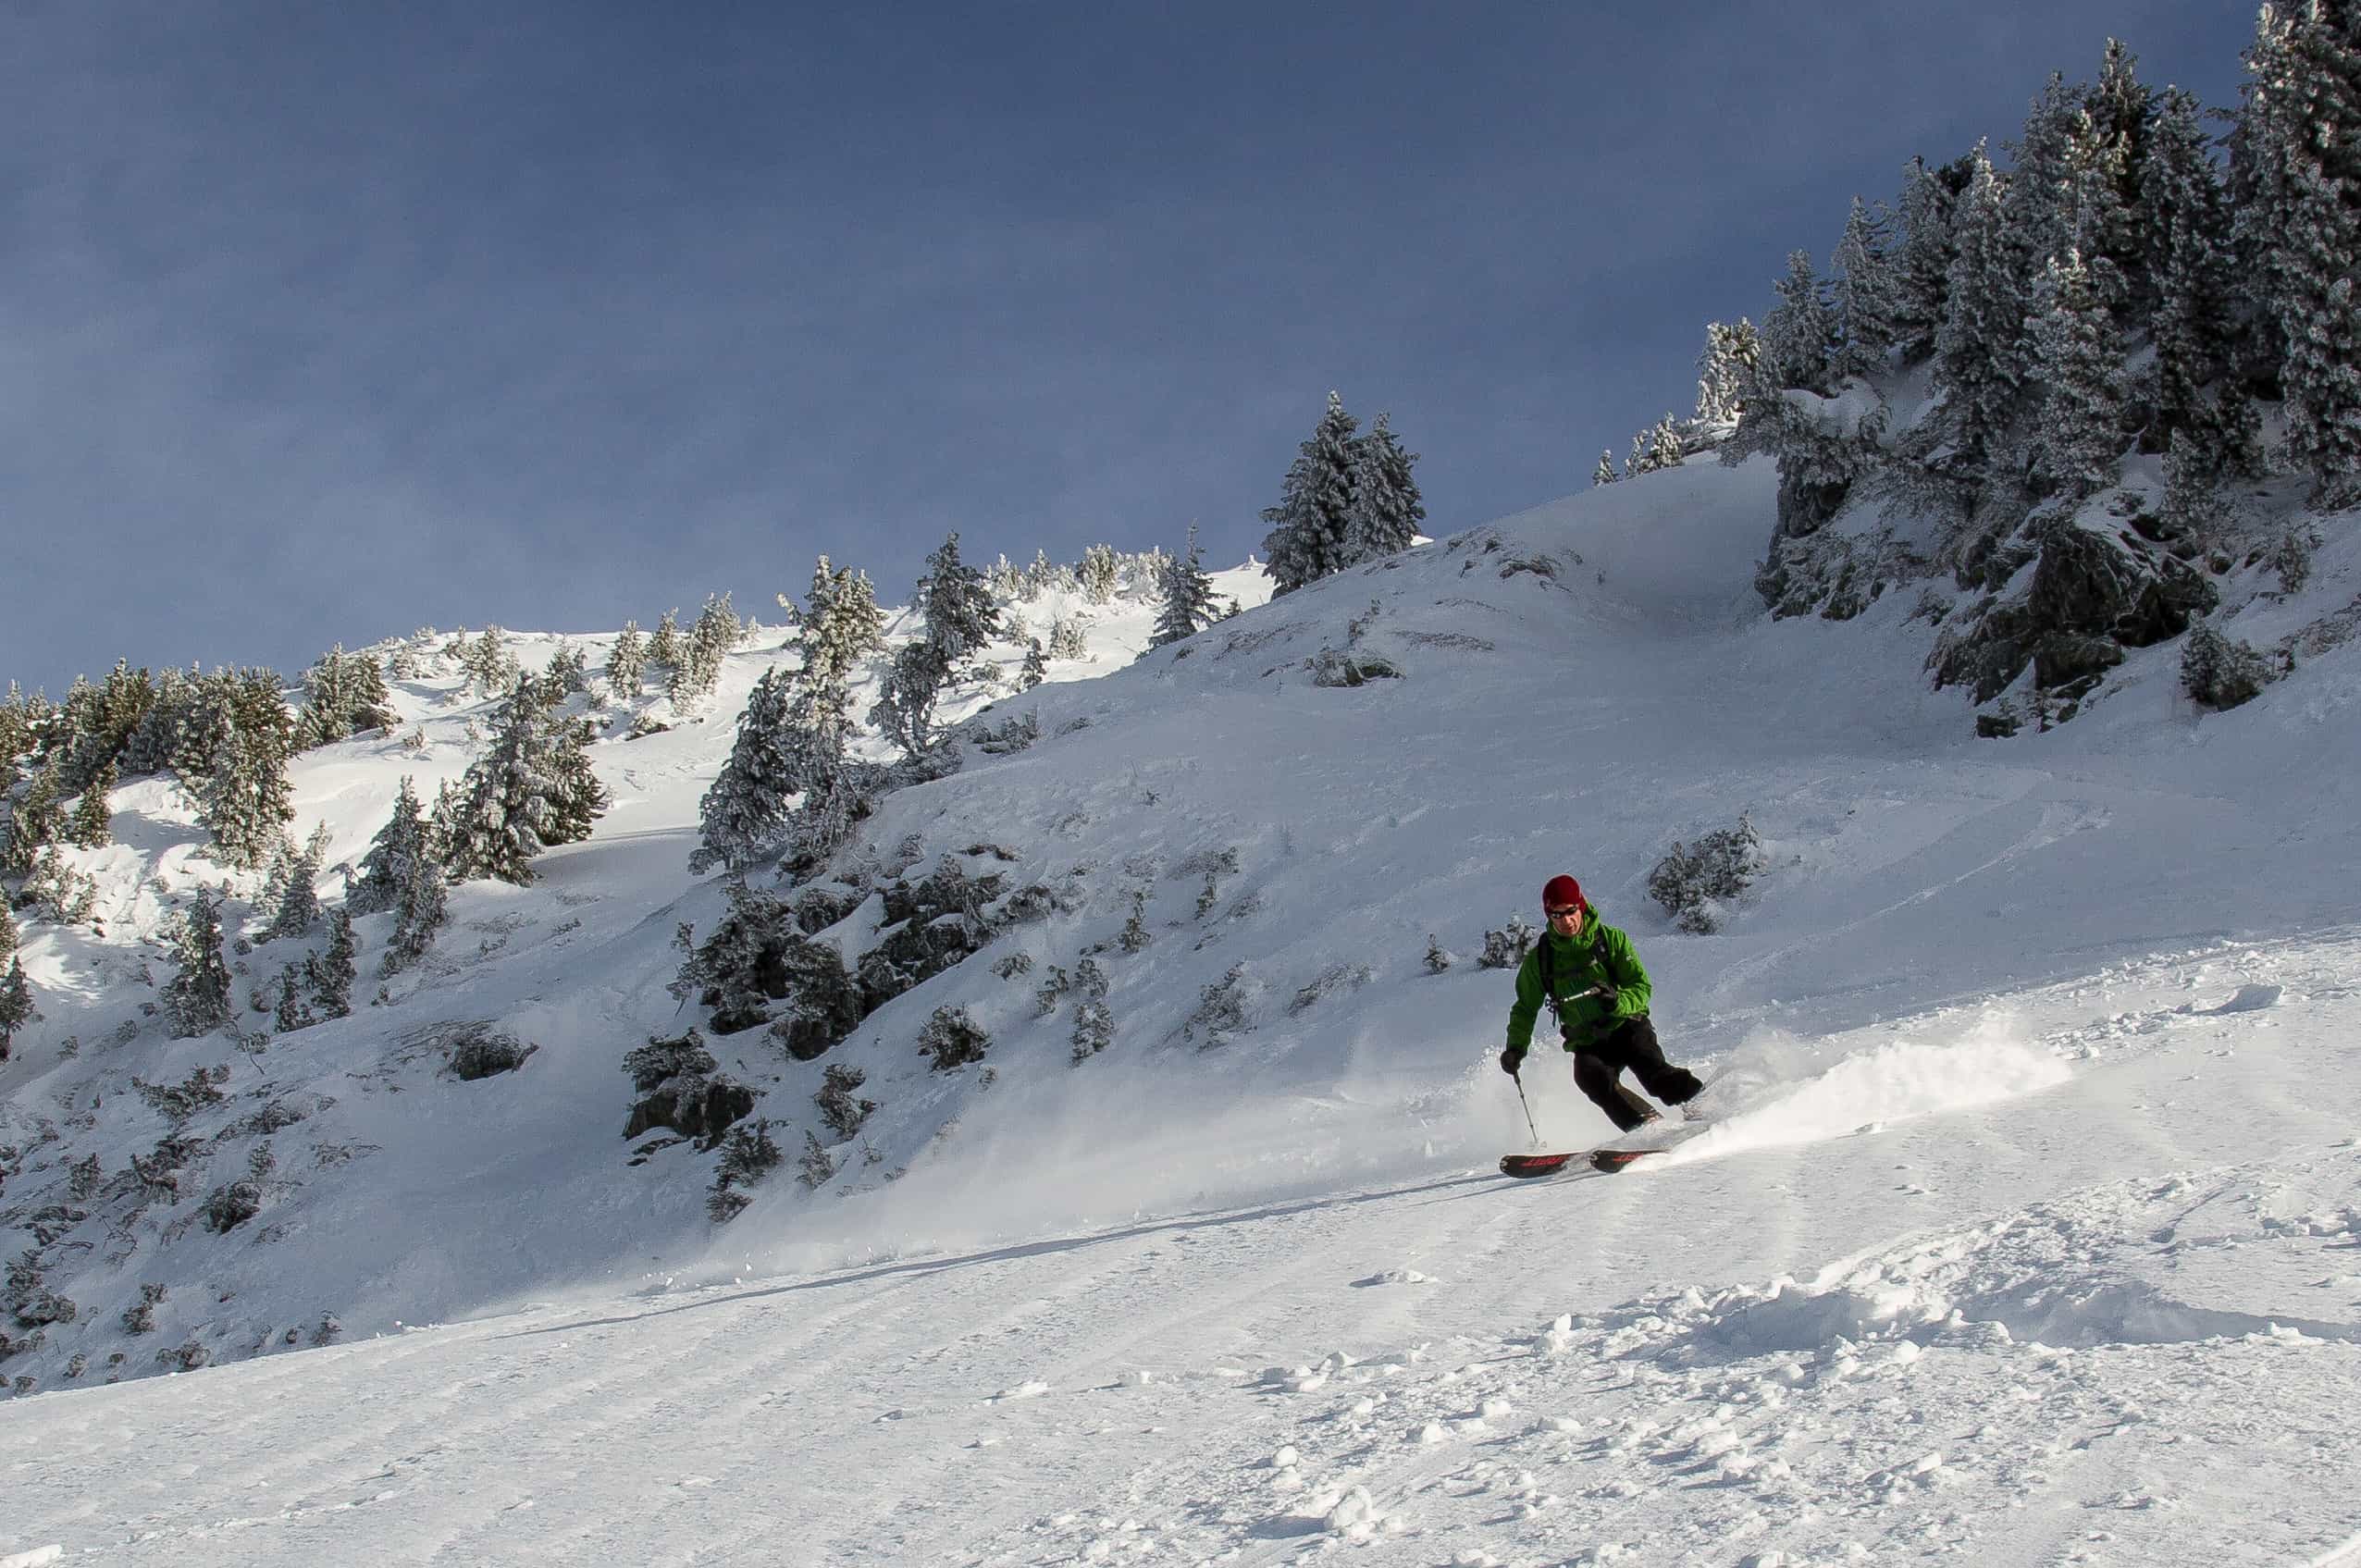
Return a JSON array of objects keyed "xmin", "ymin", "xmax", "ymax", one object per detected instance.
[{"xmin": 1504, "ymin": 915, "xmax": 1652, "ymax": 1053}]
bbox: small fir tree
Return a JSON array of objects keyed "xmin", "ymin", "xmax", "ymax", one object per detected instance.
[
  {"xmin": 1592, "ymin": 450, "xmax": 1619, "ymax": 486},
  {"xmin": 1150, "ymin": 525, "xmax": 1226, "ymax": 648},
  {"xmin": 606, "ymin": 621, "xmax": 647, "ymax": 698},
  {"xmin": 272, "ymin": 968, "xmax": 315, "ymax": 1033},
  {"xmin": 1018, "ymin": 638, "xmax": 1048, "ymax": 690},
  {"xmin": 1830, "ymin": 197, "xmax": 1900, "ymax": 380},
  {"xmin": 645, "ymin": 610, "xmax": 683, "ymax": 670},
  {"xmin": 441, "ymin": 676, "xmax": 610, "ymax": 885},
  {"xmin": 0, "ymin": 956, "xmax": 33, "ymax": 1059},
  {"xmin": 266, "ymin": 824, "xmax": 330, "ymax": 940},
  {"xmin": 351, "ymin": 777, "xmax": 432, "ymax": 916},
  {"xmin": 691, "ymin": 667, "xmax": 801, "ymax": 875},
  {"xmin": 66, "ymin": 759, "xmax": 115, "ymax": 849},
  {"xmin": 1078, "ymin": 544, "xmax": 1121, "ymax": 604},
  {"xmin": 310, "ymin": 908, "xmax": 357, "ymax": 1019},
  {"xmin": 162, "ymin": 891, "xmax": 234, "ymax": 1039}
]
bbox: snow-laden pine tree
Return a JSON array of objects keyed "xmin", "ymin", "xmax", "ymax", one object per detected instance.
[
  {"xmin": 645, "ymin": 610, "xmax": 683, "ymax": 670},
  {"xmin": 692, "ymin": 667, "xmax": 801, "ymax": 876},
  {"xmin": 0, "ymin": 903, "xmax": 16, "ymax": 963},
  {"xmin": 1935, "ymin": 144, "xmax": 2029, "ymax": 471},
  {"xmin": 1831, "ymin": 199, "xmax": 1900, "ymax": 381},
  {"xmin": 871, "ymin": 533, "xmax": 1003, "ymax": 758},
  {"xmin": 162, "ymin": 890, "xmax": 233, "ymax": 1039},
  {"xmin": 199, "ymin": 704, "xmax": 297, "ymax": 871},
  {"xmin": 1078, "ymin": 545, "xmax": 1120, "ymax": 605},
  {"xmin": 2246, "ymin": 2, "xmax": 2361, "ymax": 499},
  {"xmin": 273, "ymin": 968, "xmax": 315, "ymax": 1033},
  {"xmin": 778, "ymin": 685, "xmax": 872, "ymax": 870},
  {"xmin": 1259, "ymin": 391, "xmax": 1361, "ymax": 595},
  {"xmin": 2078, "ymin": 38, "xmax": 2160, "ymax": 321},
  {"xmin": 1891, "ymin": 154, "xmax": 1966, "ymax": 364},
  {"xmin": 381, "ymin": 833, "xmax": 450, "ymax": 979},
  {"xmin": 2026, "ymin": 248, "xmax": 2129, "ymax": 499},
  {"xmin": 464, "ymin": 627, "xmax": 514, "ymax": 698},
  {"xmin": 1150, "ymin": 526, "xmax": 1226, "ymax": 648},
  {"xmin": 1694, "ymin": 319, "xmax": 1759, "ymax": 424},
  {"xmin": 1018, "ymin": 638, "xmax": 1047, "ymax": 690},
  {"xmin": 606, "ymin": 621, "xmax": 647, "ymax": 698},
  {"xmin": 1, "ymin": 759, "xmax": 62, "ymax": 880},
  {"xmin": 1592, "ymin": 450, "xmax": 1619, "ymax": 486},
  {"xmin": 1345, "ymin": 413, "xmax": 1425, "ymax": 564},
  {"xmin": 310, "ymin": 907, "xmax": 356, "ymax": 1019},
  {"xmin": 66, "ymin": 759, "xmax": 114, "ymax": 849},
  {"xmin": 441, "ymin": 674, "xmax": 611, "ymax": 886},
  {"xmin": 0, "ymin": 956, "xmax": 32, "ymax": 1060},
  {"xmin": 786, "ymin": 557, "xmax": 885, "ymax": 714},
  {"xmin": 350, "ymin": 777, "xmax": 432, "ymax": 916},
  {"xmin": 266, "ymin": 824, "xmax": 329, "ymax": 940},
  {"xmin": 2144, "ymin": 87, "xmax": 2256, "ymax": 478},
  {"xmin": 667, "ymin": 594, "xmax": 737, "ymax": 708}
]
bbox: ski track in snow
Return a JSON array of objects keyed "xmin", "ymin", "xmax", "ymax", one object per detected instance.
[{"xmin": 6, "ymin": 940, "xmax": 2361, "ymax": 1565}]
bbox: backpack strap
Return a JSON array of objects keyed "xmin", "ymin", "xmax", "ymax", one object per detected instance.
[{"xmin": 1536, "ymin": 930, "xmax": 1560, "ymax": 1026}]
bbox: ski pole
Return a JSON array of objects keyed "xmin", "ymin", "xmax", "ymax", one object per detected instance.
[{"xmin": 1510, "ymin": 1070, "xmax": 1540, "ymax": 1148}]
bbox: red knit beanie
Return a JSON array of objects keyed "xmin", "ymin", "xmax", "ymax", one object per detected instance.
[{"xmin": 1541, "ymin": 874, "xmax": 1584, "ymax": 912}]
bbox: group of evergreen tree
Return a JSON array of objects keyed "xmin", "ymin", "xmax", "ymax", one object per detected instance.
[
  {"xmin": 1707, "ymin": 24, "xmax": 2361, "ymax": 544},
  {"xmin": 437, "ymin": 673, "xmax": 612, "ymax": 886},
  {"xmin": 1258, "ymin": 392, "xmax": 1427, "ymax": 594}
]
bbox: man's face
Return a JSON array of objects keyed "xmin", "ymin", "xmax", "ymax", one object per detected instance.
[{"xmin": 1545, "ymin": 902, "xmax": 1583, "ymax": 935}]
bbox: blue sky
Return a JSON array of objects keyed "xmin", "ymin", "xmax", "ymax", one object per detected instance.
[{"xmin": 2, "ymin": 3, "xmax": 2254, "ymax": 697}]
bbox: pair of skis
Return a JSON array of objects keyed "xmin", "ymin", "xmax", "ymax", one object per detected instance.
[{"xmin": 1500, "ymin": 1146, "xmax": 1662, "ymax": 1178}]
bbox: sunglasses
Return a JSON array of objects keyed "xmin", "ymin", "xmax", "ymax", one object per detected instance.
[{"xmin": 1544, "ymin": 905, "xmax": 1582, "ymax": 919}]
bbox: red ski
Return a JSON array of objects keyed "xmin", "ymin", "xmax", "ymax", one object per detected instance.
[{"xmin": 1498, "ymin": 1147, "xmax": 1668, "ymax": 1179}]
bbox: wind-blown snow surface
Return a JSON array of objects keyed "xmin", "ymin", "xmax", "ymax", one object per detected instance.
[{"xmin": 6, "ymin": 457, "xmax": 2360, "ymax": 1565}]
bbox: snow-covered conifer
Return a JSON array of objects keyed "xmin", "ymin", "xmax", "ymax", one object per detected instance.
[
  {"xmin": 691, "ymin": 667, "xmax": 801, "ymax": 876},
  {"xmin": 2247, "ymin": 3, "xmax": 2361, "ymax": 497},
  {"xmin": 464, "ymin": 627, "xmax": 514, "ymax": 698},
  {"xmin": 606, "ymin": 622, "xmax": 647, "ymax": 697},
  {"xmin": 1079, "ymin": 544, "xmax": 1120, "ymax": 605},
  {"xmin": 787, "ymin": 557, "xmax": 885, "ymax": 718},
  {"xmin": 1592, "ymin": 450, "xmax": 1619, "ymax": 486},
  {"xmin": 163, "ymin": 891, "xmax": 233, "ymax": 1038},
  {"xmin": 20, "ymin": 845, "xmax": 96, "ymax": 925},
  {"xmin": 667, "ymin": 594, "xmax": 736, "ymax": 708},
  {"xmin": 1891, "ymin": 154, "xmax": 1966, "ymax": 364},
  {"xmin": 1150, "ymin": 526, "xmax": 1226, "ymax": 649},
  {"xmin": 1, "ymin": 759, "xmax": 65, "ymax": 878},
  {"xmin": 66, "ymin": 759, "xmax": 114, "ymax": 849},
  {"xmin": 267, "ymin": 825, "xmax": 329, "ymax": 940},
  {"xmin": 1645, "ymin": 415, "xmax": 1685, "ymax": 472},
  {"xmin": 1935, "ymin": 144, "xmax": 2029, "ymax": 469},
  {"xmin": 2182, "ymin": 618, "xmax": 2274, "ymax": 710},
  {"xmin": 1626, "ymin": 428, "xmax": 1655, "ymax": 477},
  {"xmin": 1831, "ymin": 198, "xmax": 1900, "ymax": 380},
  {"xmin": 1695, "ymin": 319, "xmax": 1759, "ymax": 423},
  {"xmin": 871, "ymin": 534, "xmax": 1002, "ymax": 757},
  {"xmin": 350, "ymin": 777, "xmax": 431, "ymax": 916},
  {"xmin": 2145, "ymin": 88, "xmax": 2256, "ymax": 478},
  {"xmin": 1018, "ymin": 638, "xmax": 1047, "ymax": 690},
  {"xmin": 310, "ymin": 908, "xmax": 356, "ymax": 1019},
  {"xmin": 1047, "ymin": 617, "xmax": 1088, "ymax": 661},
  {"xmin": 0, "ymin": 956, "xmax": 33, "ymax": 1059},
  {"xmin": 381, "ymin": 817, "xmax": 450, "ymax": 979},
  {"xmin": 272, "ymin": 968, "xmax": 315, "ymax": 1033},
  {"xmin": 1259, "ymin": 390, "xmax": 1361, "ymax": 595},
  {"xmin": 1346, "ymin": 413, "xmax": 1425, "ymax": 564},
  {"xmin": 300, "ymin": 646, "xmax": 394, "ymax": 747},
  {"xmin": 645, "ymin": 610, "xmax": 682, "ymax": 670},
  {"xmin": 2026, "ymin": 248, "xmax": 2129, "ymax": 499},
  {"xmin": 442, "ymin": 675, "xmax": 612, "ymax": 886}
]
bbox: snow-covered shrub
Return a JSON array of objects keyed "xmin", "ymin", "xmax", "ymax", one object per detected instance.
[
  {"xmin": 707, "ymin": 1119, "xmax": 784, "ymax": 1221},
  {"xmin": 1289, "ymin": 964, "xmax": 1371, "ymax": 1014},
  {"xmin": 970, "ymin": 711, "xmax": 1040, "ymax": 755},
  {"xmin": 796, "ymin": 1130, "xmax": 834, "ymax": 1191},
  {"xmin": 6, "ymin": 1253, "xmax": 75, "ymax": 1330},
  {"xmin": 1069, "ymin": 997, "xmax": 1115, "ymax": 1063},
  {"xmin": 1307, "ymin": 648, "xmax": 1403, "ymax": 687},
  {"xmin": 121, "ymin": 1283, "xmax": 166, "ymax": 1335},
  {"xmin": 131, "ymin": 1064, "xmax": 230, "ymax": 1124},
  {"xmin": 814, "ymin": 1064, "xmax": 876, "ymax": 1140},
  {"xmin": 1479, "ymin": 915, "xmax": 1535, "ymax": 969},
  {"xmin": 1117, "ymin": 889, "xmax": 1152, "ymax": 953},
  {"xmin": 1648, "ymin": 818, "xmax": 1769, "ymax": 934},
  {"xmin": 917, "ymin": 1006, "xmax": 990, "ymax": 1072},
  {"xmin": 2181, "ymin": 620, "xmax": 2274, "ymax": 710},
  {"xmin": 1032, "ymin": 964, "xmax": 1073, "ymax": 1017},
  {"xmin": 1423, "ymin": 935, "xmax": 1452, "ymax": 974},
  {"xmin": 991, "ymin": 952, "xmax": 1034, "ymax": 981},
  {"xmin": 202, "ymin": 1178, "xmax": 263, "ymax": 1233},
  {"xmin": 1185, "ymin": 963, "xmax": 1253, "ymax": 1047}
]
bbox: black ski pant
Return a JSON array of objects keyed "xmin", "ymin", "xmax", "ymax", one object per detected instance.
[{"xmin": 1567, "ymin": 1015, "xmax": 1701, "ymax": 1132}]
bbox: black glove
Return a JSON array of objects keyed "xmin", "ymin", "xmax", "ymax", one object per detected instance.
[{"xmin": 1499, "ymin": 1046, "xmax": 1526, "ymax": 1076}]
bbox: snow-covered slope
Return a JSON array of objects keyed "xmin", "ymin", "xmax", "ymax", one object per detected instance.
[{"xmin": 5, "ymin": 455, "xmax": 2359, "ymax": 1566}]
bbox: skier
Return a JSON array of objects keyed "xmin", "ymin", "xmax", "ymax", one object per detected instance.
[{"xmin": 1499, "ymin": 875, "xmax": 1704, "ymax": 1132}]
